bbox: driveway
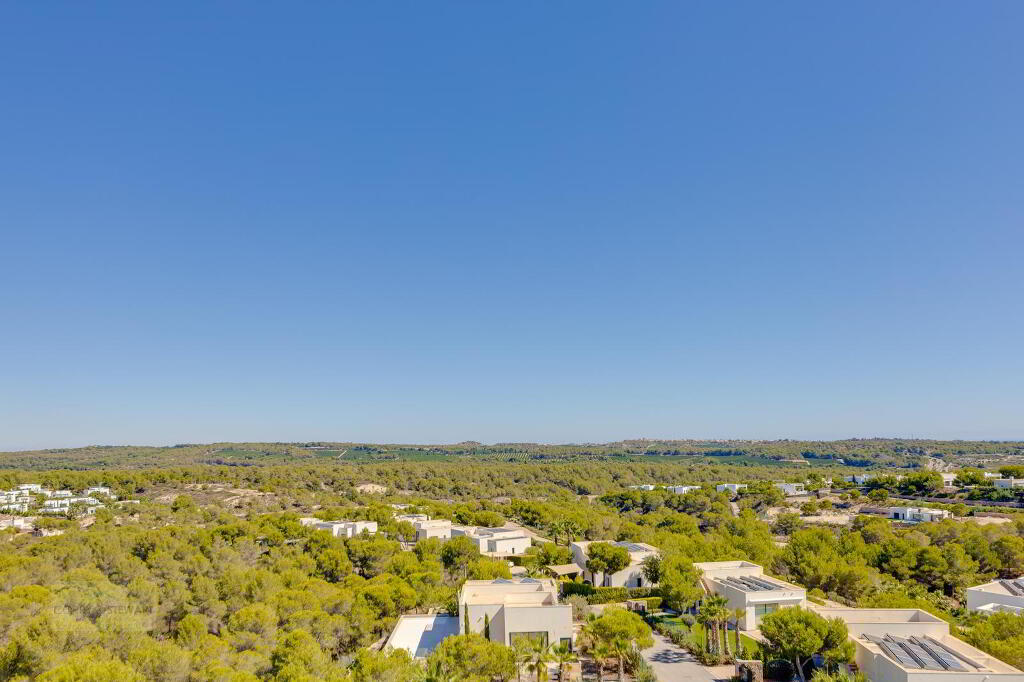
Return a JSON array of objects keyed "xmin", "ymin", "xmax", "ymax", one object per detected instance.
[{"xmin": 641, "ymin": 633, "xmax": 718, "ymax": 682}]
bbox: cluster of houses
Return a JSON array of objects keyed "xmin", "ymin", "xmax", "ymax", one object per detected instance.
[
  {"xmin": 629, "ymin": 482, "xmax": 814, "ymax": 498},
  {"xmin": 394, "ymin": 514, "xmax": 533, "ymax": 556},
  {"xmin": 697, "ymin": 560, "xmax": 1024, "ymax": 682},
  {"xmin": 0, "ymin": 484, "xmax": 118, "ymax": 516},
  {"xmin": 376, "ymin": 547, "xmax": 1024, "ymax": 682}
]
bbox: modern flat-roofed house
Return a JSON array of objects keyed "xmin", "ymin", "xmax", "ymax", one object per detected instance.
[
  {"xmin": 845, "ymin": 474, "xmax": 875, "ymax": 485},
  {"xmin": 413, "ymin": 518, "xmax": 453, "ymax": 541},
  {"xmin": 16, "ymin": 484, "xmax": 43, "ymax": 493},
  {"xmin": 458, "ymin": 578, "xmax": 573, "ymax": 649},
  {"xmin": 312, "ymin": 520, "xmax": 378, "ymax": 538},
  {"xmin": 994, "ymin": 478, "xmax": 1024, "ymax": 490},
  {"xmin": 775, "ymin": 483, "xmax": 806, "ymax": 496},
  {"xmin": 966, "ymin": 578, "xmax": 1024, "ymax": 615},
  {"xmin": 667, "ymin": 485, "xmax": 701, "ymax": 495},
  {"xmin": 628, "ymin": 485, "xmax": 656, "ymax": 491},
  {"xmin": 451, "ymin": 526, "xmax": 531, "ymax": 555},
  {"xmin": 887, "ymin": 507, "xmax": 952, "ymax": 524},
  {"xmin": 695, "ymin": 561, "xmax": 806, "ymax": 630},
  {"xmin": 716, "ymin": 483, "xmax": 748, "ymax": 497},
  {"xmin": 83, "ymin": 486, "xmax": 116, "ymax": 499},
  {"xmin": 0, "ymin": 503, "xmax": 29, "ymax": 514},
  {"xmin": 394, "ymin": 513, "xmax": 430, "ymax": 524},
  {"xmin": 570, "ymin": 541, "xmax": 659, "ymax": 588},
  {"xmin": 40, "ymin": 497, "xmax": 102, "ymax": 514},
  {"xmin": 44, "ymin": 490, "xmax": 72, "ymax": 498},
  {"xmin": 811, "ymin": 607, "xmax": 1024, "ymax": 682}
]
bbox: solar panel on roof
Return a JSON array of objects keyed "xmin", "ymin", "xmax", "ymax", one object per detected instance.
[
  {"xmin": 520, "ymin": 578, "xmax": 540, "ymax": 584},
  {"xmin": 911, "ymin": 638, "xmax": 968, "ymax": 672},
  {"xmin": 1000, "ymin": 579, "xmax": 1024, "ymax": 597},
  {"xmin": 922, "ymin": 636, "xmax": 984, "ymax": 670},
  {"xmin": 877, "ymin": 642, "xmax": 918, "ymax": 668}
]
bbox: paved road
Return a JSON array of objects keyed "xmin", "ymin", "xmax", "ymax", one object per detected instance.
[{"xmin": 641, "ymin": 633, "xmax": 718, "ymax": 682}]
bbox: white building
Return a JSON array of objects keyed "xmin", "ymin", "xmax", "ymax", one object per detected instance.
[
  {"xmin": 0, "ymin": 503, "xmax": 29, "ymax": 514},
  {"xmin": 695, "ymin": 561, "xmax": 806, "ymax": 631},
  {"xmin": 40, "ymin": 497, "xmax": 102, "ymax": 514},
  {"xmin": 394, "ymin": 513, "xmax": 430, "ymax": 524},
  {"xmin": 43, "ymin": 490, "xmax": 72, "ymax": 498},
  {"xmin": 811, "ymin": 607, "xmax": 1024, "ymax": 682},
  {"xmin": 571, "ymin": 540, "xmax": 659, "ymax": 588},
  {"xmin": 16, "ymin": 484, "xmax": 43, "ymax": 493},
  {"xmin": 716, "ymin": 483, "xmax": 748, "ymax": 497},
  {"xmin": 83, "ymin": 486, "xmax": 115, "ymax": 499},
  {"xmin": 887, "ymin": 507, "xmax": 952, "ymax": 524},
  {"xmin": 628, "ymin": 485, "xmax": 656, "ymax": 491},
  {"xmin": 451, "ymin": 526, "xmax": 531, "ymax": 555},
  {"xmin": 458, "ymin": 578, "xmax": 574, "ymax": 649},
  {"xmin": 313, "ymin": 520, "xmax": 378, "ymax": 538},
  {"xmin": 845, "ymin": 474, "xmax": 875, "ymax": 485},
  {"xmin": 775, "ymin": 482, "xmax": 807, "ymax": 496},
  {"xmin": 940, "ymin": 473, "xmax": 958, "ymax": 486},
  {"xmin": 413, "ymin": 518, "xmax": 454, "ymax": 541},
  {"xmin": 994, "ymin": 478, "xmax": 1024, "ymax": 490},
  {"xmin": 0, "ymin": 517, "xmax": 35, "ymax": 531},
  {"xmin": 966, "ymin": 578, "xmax": 1024, "ymax": 615},
  {"xmin": 666, "ymin": 485, "xmax": 701, "ymax": 495}
]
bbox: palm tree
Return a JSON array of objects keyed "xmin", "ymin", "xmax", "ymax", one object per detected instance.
[
  {"xmin": 526, "ymin": 638, "xmax": 553, "ymax": 682},
  {"xmin": 513, "ymin": 639, "xmax": 533, "ymax": 682},
  {"xmin": 732, "ymin": 608, "xmax": 745, "ymax": 657},
  {"xmin": 610, "ymin": 637, "xmax": 632, "ymax": 681},
  {"xmin": 548, "ymin": 520, "xmax": 568, "ymax": 546},
  {"xmin": 591, "ymin": 641, "xmax": 614, "ymax": 682},
  {"xmin": 564, "ymin": 520, "xmax": 582, "ymax": 545},
  {"xmin": 551, "ymin": 642, "xmax": 577, "ymax": 681},
  {"xmin": 698, "ymin": 595, "xmax": 729, "ymax": 657}
]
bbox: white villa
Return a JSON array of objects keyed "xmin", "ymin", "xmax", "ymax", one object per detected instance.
[
  {"xmin": 40, "ymin": 497, "xmax": 102, "ymax": 514},
  {"xmin": 716, "ymin": 483, "xmax": 748, "ymax": 497},
  {"xmin": 994, "ymin": 478, "xmax": 1024, "ymax": 490},
  {"xmin": 667, "ymin": 485, "xmax": 701, "ymax": 495},
  {"xmin": 451, "ymin": 526, "xmax": 531, "ymax": 556},
  {"xmin": 695, "ymin": 560, "xmax": 806, "ymax": 631},
  {"xmin": 458, "ymin": 578, "xmax": 574, "ymax": 649},
  {"xmin": 304, "ymin": 519, "xmax": 379, "ymax": 538},
  {"xmin": 775, "ymin": 482, "xmax": 807, "ymax": 496},
  {"xmin": 887, "ymin": 507, "xmax": 952, "ymax": 524},
  {"xmin": 966, "ymin": 578, "xmax": 1024, "ymax": 615},
  {"xmin": 628, "ymin": 485, "xmax": 656, "ymax": 491},
  {"xmin": 811, "ymin": 607, "xmax": 1024, "ymax": 682},
  {"xmin": 570, "ymin": 540, "xmax": 659, "ymax": 588}
]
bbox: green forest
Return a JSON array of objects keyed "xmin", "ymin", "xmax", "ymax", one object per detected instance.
[
  {"xmin": 0, "ymin": 457, "xmax": 1023, "ymax": 680},
  {"xmin": 4, "ymin": 438, "xmax": 1023, "ymax": 470}
]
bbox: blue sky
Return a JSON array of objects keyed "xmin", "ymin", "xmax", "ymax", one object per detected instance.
[{"xmin": 2, "ymin": 2, "xmax": 1022, "ymax": 450}]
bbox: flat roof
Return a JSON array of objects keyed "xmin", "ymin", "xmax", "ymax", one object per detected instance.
[
  {"xmin": 459, "ymin": 578, "xmax": 559, "ymax": 606},
  {"xmin": 385, "ymin": 615, "xmax": 459, "ymax": 659},
  {"xmin": 971, "ymin": 578, "xmax": 1024, "ymax": 597}
]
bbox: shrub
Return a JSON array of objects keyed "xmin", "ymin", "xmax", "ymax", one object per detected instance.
[{"xmin": 560, "ymin": 584, "xmax": 655, "ymax": 604}]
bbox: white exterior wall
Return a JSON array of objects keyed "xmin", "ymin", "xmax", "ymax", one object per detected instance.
[
  {"xmin": 488, "ymin": 535, "xmax": 530, "ymax": 555},
  {"xmin": 967, "ymin": 583, "xmax": 1024, "ymax": 613}
]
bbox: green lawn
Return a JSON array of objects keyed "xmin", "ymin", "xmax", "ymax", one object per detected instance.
[{"xmin": 653, "ymin": 615, "xmax": 761, "ymax": 657}]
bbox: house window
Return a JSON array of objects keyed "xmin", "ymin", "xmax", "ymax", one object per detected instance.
[
  {"xmin": 560, "ymin": 637, "xmax": 572, "ymax": 651},
  {"xmin": 754, "ymin": 604, "xmax": 779, "ymax": 619},
  {"xmin": 510, "ymin": 632, "xmax": 549, "ymax": 648}
]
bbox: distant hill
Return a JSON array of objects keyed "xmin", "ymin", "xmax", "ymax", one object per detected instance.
[{"xmin": 0, "ymin": 438, "xmax": 1021, "ymax": 470}]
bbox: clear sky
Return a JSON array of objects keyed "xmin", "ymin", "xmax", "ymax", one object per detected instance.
[{"xmin": 2, "ymin": 2, "xmax": 1022, "ymax": 451}]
